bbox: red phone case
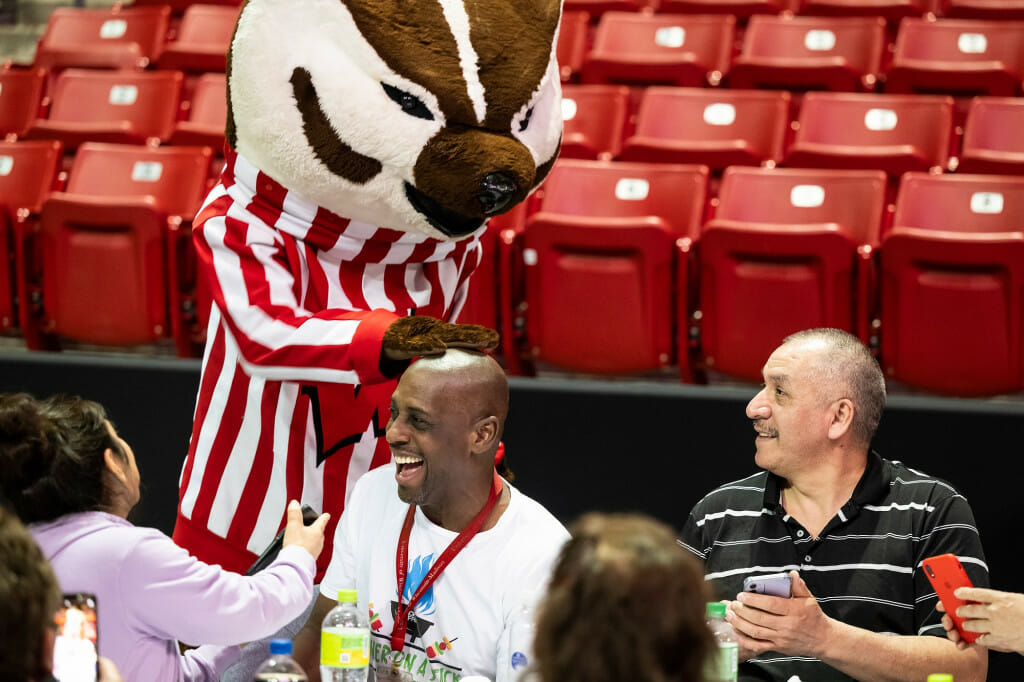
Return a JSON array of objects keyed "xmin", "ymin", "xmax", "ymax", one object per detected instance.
[{"xmin": 923, "ymin": 553, "xmax": 979, "ymax": 644}]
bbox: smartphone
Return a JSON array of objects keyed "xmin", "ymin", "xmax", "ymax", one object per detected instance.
[
  {"xmin": 52, "ymin": 593, "xmax": 99, "ymax": 682},
  {"xmin": 245, "ymin": 503, "xmax": 320, "ymax": 575},
  {"xmin": 743, "ymin": 572, "xmax": 793, "ymax": 598},
  {"xmin": 923, "ymin": 553, "xmax": 980, "ymax": 644}
]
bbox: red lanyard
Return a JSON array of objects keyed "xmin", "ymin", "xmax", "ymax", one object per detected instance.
[{"xmin": 391, "ymin": 470, "xmax": 503, "ymax": 652}]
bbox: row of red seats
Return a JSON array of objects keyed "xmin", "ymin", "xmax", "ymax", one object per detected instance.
[
  {"xmin": 562, "ymin": 0, "xmax": 1024, "ymax": 20},
  {"xmin": 21, "ymin": 4, "xmax": 1024, "ymax": 99},
  {"xmin": 33, "ymin": 4, "xmax": 238, "ymax": 73},
  {"xmin": 5, "ymin": 139, "xmax": 1016, "ymax": 397},
  {"xmin": 120, "ymin": 0, "xmax": 1024, "ymax": 21},
  {"xmin": 559, "ymin": 12, "xmax": 1024, "ymax": 94},
  {"xmin": 5, "ymin": 65, "xmax": 1021, "ymax": 183},
  {"xmin": 458, "ymin": 158, "xmax": 1024, "ymax": 397},
  {"xmin": 0, "ymin": 67, "xmax": 225, "ymax": 152},
  {"xmin": 0, "ymin": 140, "xmax": 214, "ymax": 357},
  {"xmin": 562, "ymin": 85, "xmax": 1024, "ymax": 176}
]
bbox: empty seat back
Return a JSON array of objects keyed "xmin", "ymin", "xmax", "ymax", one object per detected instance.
[
  {"xmin": 583, "ymin": 12, "xmax": 735, "ymax": 87},
  {"xmin": 26, "ymin": 69, "xmax": 184, "ymax": 150},
  {"xmin": 523, "ymin": 159, "xmax": 709, "ymax": 374},
  {"xmin": 729, "ymin": 14, "xmax": 886, "ymax": 92},
  {"xmin": 698, "ymin": 166, "xmax": 887, "ymax": 381},
  {"xmin": 784, "ymin": 91, "xmax": 954, "ymax": 175},
  {"xmin": 886, "ymin": 18, "xmax": 1024, "ymax": 96},
  {"xmin": 35, "ymin": 5, "xmax": 170, "ymax": 70},
  {"xmin": 620, "ymin": 86, "xmax": 790, "ymax": 169},
  {"xmin": 880, "ymin": 172, "xmax": 1024, "ymax": 395}
]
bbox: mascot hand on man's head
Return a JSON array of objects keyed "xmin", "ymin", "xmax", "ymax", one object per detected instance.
[{"xmin": 174, "ymin": 0, "xmax": 562, "ymax": 579}]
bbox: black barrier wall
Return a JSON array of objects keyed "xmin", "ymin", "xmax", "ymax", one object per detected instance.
[{"xmin": 2, "ymin": 351, "xmax": 1023, "ymax": 678}]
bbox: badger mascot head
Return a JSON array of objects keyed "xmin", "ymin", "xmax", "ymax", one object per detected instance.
[
  {"xmin": 227, "ymin": 0, "xmax": 563, "ymax": 240},
  {"xmin": 173, "ymin": 0, "xmax": 563, "ymax": 585}
]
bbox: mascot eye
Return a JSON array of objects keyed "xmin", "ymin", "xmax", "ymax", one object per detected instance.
[
  {"xmin": 382, "ymin": 83, "xmax": 434, "ymax": 121},
  {"xmin": 518, "ymin": 107, "xmax": 535, "ymax": 132}
]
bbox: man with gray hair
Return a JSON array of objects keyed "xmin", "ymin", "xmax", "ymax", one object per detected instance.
[{"xmin": 680, "ymin": 328, "xmax": 989, "ymax": 682}]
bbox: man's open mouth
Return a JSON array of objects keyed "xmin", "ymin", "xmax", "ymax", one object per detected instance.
[
  {"xmin": 395, "ymin": 453, "xmax": 425, "ymax": 479},
  {"xmin": 405, "ymin": 182, "xmax": 484, "ymax": 238}
]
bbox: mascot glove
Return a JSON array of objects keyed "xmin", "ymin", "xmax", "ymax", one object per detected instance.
[{"xmin": 382, "ymin": 316, "xmax": 499, "ymax": 362}]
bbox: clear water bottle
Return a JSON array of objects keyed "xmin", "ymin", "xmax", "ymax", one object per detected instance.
[
  {"xmin": 507, "ymin": 593, "xmax": 539, "ymax": 682},
  {"xmin": 321, "ymin": 588, "xmax": 371, "ymax": 682},
  {"xmin": 705, "ymin": 602, "xmax": 738, "ymax": 682},
  {"xmin": 254, "ymin": 638, "xmax": 308, "ymax": 681}
]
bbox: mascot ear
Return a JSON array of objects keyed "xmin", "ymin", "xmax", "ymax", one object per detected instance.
[{"xmin": 381, "ymin": 317, "xmax": 499, "ymax": 365}]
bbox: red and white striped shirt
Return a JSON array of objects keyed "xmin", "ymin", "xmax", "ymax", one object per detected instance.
[{"xmin": 173, "ymin": 150, "xmax": 483, "ymax": 579}]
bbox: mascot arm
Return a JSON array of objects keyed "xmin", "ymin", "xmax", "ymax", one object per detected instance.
[{"xmin": 196, "ymin": 213, "xmax": 400, "ymax": 385}]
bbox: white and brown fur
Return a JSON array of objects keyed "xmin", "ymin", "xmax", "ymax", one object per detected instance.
[{"xmin": 226, "ymin": 0, "xmax": 563, "ymax": 240}]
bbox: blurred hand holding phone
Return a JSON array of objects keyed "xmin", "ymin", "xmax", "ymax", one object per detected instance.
[
  {"xmin": 53, "ymin": 593, "xmax": 99, "ymax": 682},
  {"xmin": 923, "ymin": 553, "xmax": 980, "ymax": 644},
  {"xmin": 743, "ymin": 572, "xmax": 793, "ymax": 598}
]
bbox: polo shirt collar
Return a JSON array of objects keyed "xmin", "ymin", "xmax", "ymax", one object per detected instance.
[{"xmin": 762, "ymin": 451, "xmax": 891, "ymax": 513}]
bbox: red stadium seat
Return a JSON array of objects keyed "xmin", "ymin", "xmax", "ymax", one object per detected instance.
[
  {"xmin": 796, "ymin": 0, "xmax": 934, "ymax": 22},
  {"xmin": 557, "ymin": 11, "xmax": 591, "ymax": 82},
  {"xmin": 620, "ymin": 86, "xmax": 790, "ymax": 169},
  {"xmin": 169, "ymin": 72, "xmax": 227, "ymax": 153},
  {"xmin": 935, "ymin": 0, "xmax": 1024, "ymax": 19},
  {"xmin": 559, "ymin": 84, "xmax": 631, "ymax": 160},
  {"xmin": 157, "ymin": 4, "xmax": 240, "ymax": 73},
  {"xmin": 958, "ymin": 97, "xmax": 1024, "ymax": 175},
  {"xmin": 784, "ymin": 91, "xmax": 954, "ymax": 176},
  {"xmin": 886, "ymin": 18, "xmax": 1024, "ymax": 97},
  {"xmin": 130, "ymin": 0, "xmax": 240, "ymax": 16},
  {"xmin": 728, "ymin": 15, "xmax": 887, "ymax": 92},
  {"xmin": 522, "ymin": 159, "xmax": 709, "ymax": 377},
  {"xmin": 0, "ymin": 68, "xmax": 47, "ymax": 139},
  {"xmin": 0, "ymin": 140, "xmax": 64, "ymax": 337},
  {"xmin": 697, "ymin": 166, "xmax": 887, "ymax": 382},
  {"xmin": 34, "ymin": 5, "xmax": 170, "ymax": 71},
  {"xmin": 582, "ymin": 12, "xmax": 735, "ymax": 87},
  {"xmin": 25, "ymin": 69, "xmax": 183, "ymax": 150},
  {"xmin": 28, "ymin": 143, "xmax": 213, "ymax": 353},
  {"xmin": 659, "ymin": 0, "xmax": 798, "ymax": 19},
  {"xmin": 564, "ymin": 0, "xmax": 655, "ymax": 13},
  {"xmin": 879, "ymin": 172, "xmax": 1024, "ymax": 395}
]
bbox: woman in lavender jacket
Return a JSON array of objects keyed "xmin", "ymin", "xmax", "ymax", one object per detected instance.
[{"xmin": 0, "ymin": 393, "xmax": 330, "ymax": 682}]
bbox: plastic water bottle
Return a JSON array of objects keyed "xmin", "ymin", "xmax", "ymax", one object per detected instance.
[
  {"xmin": 705, "ymin": 602, "xmax": 738, "ymax": 682},
  {"xmin": 321, "ymin": 589, "xmax": 371, "ymax": 682},
  {"xmin": 254, "ymin": 639, "xmax": 308, "ymax": 681},
  {"xmin": 507, "ymin": 594, "xmax": 539, "ymax": 681}
]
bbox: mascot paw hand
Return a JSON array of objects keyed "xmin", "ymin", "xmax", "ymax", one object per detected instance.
[{"xmin": 382, "ymin": 316, "xmax": 499, "ymax": 361}]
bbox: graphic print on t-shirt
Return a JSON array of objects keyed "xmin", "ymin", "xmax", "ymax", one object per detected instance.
[{"xmin": 370, "ymin": 552, "xmax": 463, "ymax": 680}]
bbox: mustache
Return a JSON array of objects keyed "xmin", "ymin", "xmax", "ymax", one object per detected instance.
[{"xmin": 752, "ymin": 420, "xmax": 778, "ymax": 437}]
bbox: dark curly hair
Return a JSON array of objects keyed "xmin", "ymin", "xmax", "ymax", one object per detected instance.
[
  {"xmin": 0, "ymin": 505, "xmax": 61, "ymax": 681},
  {"xmin": 0, "ymin": 393, "xmax": 124, "ymax": 523},
  {"xmin": 534, "ymin": 513, "xmax": 716, "ymax": 682}
]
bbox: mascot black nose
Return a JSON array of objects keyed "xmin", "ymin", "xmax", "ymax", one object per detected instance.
[{"xmin": 478, "ymin": 172, "xmax": 518, "ymax": 216}]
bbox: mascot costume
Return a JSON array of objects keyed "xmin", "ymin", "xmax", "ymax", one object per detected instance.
[{"xmin": 172, "ymin": 0, "xmax": 564, "ymax": 581}]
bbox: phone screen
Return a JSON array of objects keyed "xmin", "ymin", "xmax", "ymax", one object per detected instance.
[{"xmin": 53, "ymin": 593, "xmax": 99, "ymax": 682}]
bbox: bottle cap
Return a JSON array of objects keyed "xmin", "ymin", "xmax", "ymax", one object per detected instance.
[
  {"xmin": 270, "ymin": 639, "xmax": 293, "ymax": 655},
  {"xmin": 338, "ymin": 588, "xmax": 358, "ymax": 603},
  {"xmin": 927, "ymin": 676, "xmax": 953, "ymax": 682},
  {"xmin": 706, "ymin": 601, "xmax": 727, "ymax": 618}
]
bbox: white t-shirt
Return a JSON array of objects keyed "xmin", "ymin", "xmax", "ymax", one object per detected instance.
[{"xmin": 321, "ymin": 465, "xmax": 569, "ymax": 682}]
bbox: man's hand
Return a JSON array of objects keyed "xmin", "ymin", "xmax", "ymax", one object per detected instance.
[
  {"xmin": 382, "ymin": 316, "xmax": 499, "ymax": 362},
  {"xmin": 937, "ymin": 587, "xmax": 1024, "ymax": 654},
  {"xmin": 282, "ymin": 500, "xmax": 330, "ymax": 560},
  {"xmin": 727, "ymin": 571, "xmax": 836, "ymax": 660}
]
